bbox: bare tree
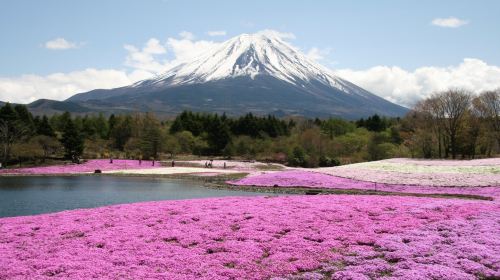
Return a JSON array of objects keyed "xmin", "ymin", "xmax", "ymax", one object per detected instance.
[
  {"xmin": 473, "ymin": 89, "xmax": 500, "ymax": 148},
  {"xmin": 0, "ymin": 119, "xmax": 29, "ymax": 165},
  {"xmin": 414, "ymin": 96, "xmax": 447, "ymax": 157},
  {"xmin": 436, "ymin": 89, "xmax": 473, "ymax": 159}
]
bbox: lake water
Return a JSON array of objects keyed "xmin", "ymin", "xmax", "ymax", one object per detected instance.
[{"xmin": 0, "ymin": 176, "xmax": 270, "ymax": 218}]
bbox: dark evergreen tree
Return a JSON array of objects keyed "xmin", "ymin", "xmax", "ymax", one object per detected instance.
[
  {"xmin": 110, "ymin": 116, "xmax": 133, "ymax": 151},
  {"xmin": 13, "ymin": 105, "xmax": 34, "ymax": 133},
  {"xmin": 108, "ymin": 114, "xmax": 117, "ymax": 139},
  {"xmin": 61, "ymin": 117, "xmax": 84, "ymax": 160},
  {"xmin": 140, "ymin": 117, "xmax": 162, "ymax": 159},
  {"xmin": 206, "ymin": 114, "xmax": 231, "ymax": 154},
  {"xmin": 36, "ymin": 115, "xmax": 55, "ymax": 137},
  {"xmin": 94, "ymin": 114, "xmax": 109, "ymax": 139}
]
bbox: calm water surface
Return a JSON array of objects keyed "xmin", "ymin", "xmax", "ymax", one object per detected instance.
[{"xmin": 0, "ymin": 176, "xmax": 271, "ymax": 218}]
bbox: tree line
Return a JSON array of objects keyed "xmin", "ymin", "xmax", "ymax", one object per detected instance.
[
  {"xmin": 407, "ymin": 89, "xmax": 499, "ymax": 159},
  {"xmin": 0, "ymin": 88, "xmax": 498, "ymax": 168}
]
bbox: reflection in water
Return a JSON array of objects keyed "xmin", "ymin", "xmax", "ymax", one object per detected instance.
[{"xmin": 0, "ymin": 176, "xmax": 270, "ymax": 218}]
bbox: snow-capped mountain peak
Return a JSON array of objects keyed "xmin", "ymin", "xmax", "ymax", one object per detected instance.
[
  {"xmin": 138, "ymin": 32, "xmax": 347, "ymax": 91},
  {"xmin": 66, "ymin": 31, "xmax": 408, "ymax": 118}
]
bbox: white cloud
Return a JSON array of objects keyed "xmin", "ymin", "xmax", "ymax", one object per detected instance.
[
  {"xmin": 207, "ymin": 30, "xmax": 227, "ymax": 37},
  {"xmin": 166, "ymin": 36, "xmax": 220, "ymax": 62},
  {"xmin": 179, "ymin": 31, "xmax": 195, "ymax": 40},
  {"xmin": 306, "ymin": 47, "xmax": 332, "ymax": 62},
  {"xmin": 0, "ymin": 69, "xmax": 144, "ymax": 104},
  {"xmin": 124, "ymin": 38, "xmax": 170, "ymax": 73},
  {"xmin": 123, "ymin": 33, "xmax": 221, "ymax": 78},
  {"xmin": 431, "ymin": 17, "xmax": 468, "ymax": 28},
  {"xmin": 258, "ymin": 29, "xmax": 296, "ymax": 40},
  {"xmin": 44, "ymin": 38, "xmax": 79, "ymax": 50},
  {"xmin": 0, "ymin": 32, "xmax": 223, "ymax": 104},
  {"xmin": 334, "ymin": 58, "xmax": 500, "ymax": 107}
]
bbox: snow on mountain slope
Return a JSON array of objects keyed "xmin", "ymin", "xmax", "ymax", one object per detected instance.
[
  {"xmin": 133, "ymin": 31, "xmax": 359, "ymax": 95},
  {"xmin": 63, "ymin": 31, "xmax": 408, "ymax": 118}
]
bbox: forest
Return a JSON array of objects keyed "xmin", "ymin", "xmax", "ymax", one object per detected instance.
[{"xmin": 0, "ymin": 89, "xmax": 498, "ymax": 168}]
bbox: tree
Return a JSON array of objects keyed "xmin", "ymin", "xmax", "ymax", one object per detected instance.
[
  {"xmin": 109, "ymin": 115, "xmax": 132, "ymax": 150},
  {"xmin": 163, "ymin": 134, "xmax": 180, "ymax": 159},
  {"xmin": 0, "ymin": 103, "xmax": 29, "ymax": 165},
  {"xmin": 288, "ymin": 146, "xmax": 308, "ymax": 167},
  {"xmin": 36, "ymin": 115, "xmax": 56, "ymax": 137},
  {"xmin": 31, "ymin": 135, "xmax": 62, "ymax": 162},
  {"xmin": 321, "ymin": 118, "xmax": 356, "ymax": 139},
  {"xmin": 94, "ymin": 113, "xmax": 109, "ymax": 139},
  {"xmin": 437, "ymin": 89, "xmax": 472, "ymax": 159},
  {"xmin": 367, "ymin": 132, "xmax": 394, "ymax": 160},
  {"xmin": 61, "ymin": 118, "xmax": 84, "ymax": 160},
  {"xmin": 140, "ymin": 114, "xmax": 162, "ymax": 159},
  {"xmin": 124, "ymin": 138, "xmax": 142, "ymax": 159},
  {"xmin": 460, "ymin": 111, "xmax": 481, "ymax": 159},
  {"xmin": 174, "ymin": 131, "xmax": 196, "ymax": 154},
  {"xmin": 411, "ymin": 89, "xmax": 473, "ymax": 159},
  {"xmin": 205, "ymin": 115, "xmax": 231, "ymax": 155},
  {"xmin": 412, "ymin": 99, "xmax": 444, "ymax": 157},
  {"xmin": 360, "ymin": 114, "xmax": 387, "ymax": 132},
  {"xmin": 14, "ymin": 105, "xmax": 35, "ymax": 134},
  {"xmin": 473, "ymin": 90, "xmax": 500, "ymax": 148}
]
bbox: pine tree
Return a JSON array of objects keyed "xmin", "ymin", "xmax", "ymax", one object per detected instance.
[
  {"xmin": 36, "ymin": 115, "xmax": 55, "ymax": 137},
  {"xmin": 61, "ymin": 118, "xmax": 84, "ymax": 160}
]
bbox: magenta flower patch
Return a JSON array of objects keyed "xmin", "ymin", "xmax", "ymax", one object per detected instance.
[
  {"xmin": 0, "ymin": 159, "xmax": 160, "ymax": 175},
  {"xmin": 229, "ymin": 170, "xmax": 500, "ymax": 199},
  {"xmin": 0, "ymin": 195, "xmax": 498, "ymax": 279}
]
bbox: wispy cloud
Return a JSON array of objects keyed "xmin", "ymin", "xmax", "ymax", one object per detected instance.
[
  {"xmin": 431, "ymin": 17, "xmax": 468, "ymax": 28},
  {"xmin": 207, "ymin": 30, "xmax": 227, "ymax": 37},
  {"xmin": 306, "ymin": 47, "xmax": 332, "ymax": 62},
  {"xmin": 258, "ymin": 29, "xmax": 296, "ymax": 40},
  {"xmin": 44, "ymin": 38, "xmax": 80, "ymax": 50},
  {"xmin": 179, "ymin": 31, "xmax": 195, "ymax": 40}
]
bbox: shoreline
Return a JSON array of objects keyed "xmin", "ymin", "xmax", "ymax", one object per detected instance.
[{"xmin": 0, "ymin": 170, "xmax": 496, "ymax": 201}]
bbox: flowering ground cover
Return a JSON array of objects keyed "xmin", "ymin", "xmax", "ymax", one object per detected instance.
[
  {"xmin": 105, "ymin": 167, "xmax": 239, "ymax": 175},
  {"xmin": 316, "ymin": 158, "xmax": 500, "ymax": 187},
  {"xmin": 386, "ymin": 157, "xmax": 500, "ymax": 166},
  {"xmin": 0, "ymin": 195, "xmax": 498, "ymax": 279},
  {"xmin": 319, "ymin": 168, "xmax": 499, "ymax": 187},
  {"xmin": 229, "ymin": 170, "xmax": 500, "ymax": 199},
  {"xmin": 0, "ymin": 159, "xmax": 160, "ymax": 175},
  {"xmin": 179, "ymin": 160, "xmax": 287, "ymax": 172},
  {"xmin": 339, "ymin": 161, "xmax": 499, "ymax": 174}
]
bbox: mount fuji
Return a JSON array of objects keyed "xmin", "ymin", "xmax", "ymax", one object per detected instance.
[{"xmin": 32, "ymin": 32, "xmax": 408, "ymax": 118}]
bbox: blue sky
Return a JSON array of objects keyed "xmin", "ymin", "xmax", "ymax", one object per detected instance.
[{"xmin": 1, "ymin": 0, "xmax": 499, "ymax": 105}]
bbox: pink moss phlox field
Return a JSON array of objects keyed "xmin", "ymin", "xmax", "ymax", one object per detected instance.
[
  {"xmin": 0, "ymin": 159, "xmax": 160, "ymax": 175},
  {"xmin": 317, "ymin": 158, "xmax": 500, "ymax": 187},
  {"xmin": 1, "ymin": 195, "xmax": 498, "ymax": 279},
  {"xmin": 320, "ymin": 168, "xmax": 500, "ymax": 187},
  {"xmin": 229, "ymin": 170, "xmax": 500, "ymax": 199},
  {"xmin": 386, "ymin": 157, "xmax": 500, "ymax": 166}
]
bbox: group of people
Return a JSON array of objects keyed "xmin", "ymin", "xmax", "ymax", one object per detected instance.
[
  {"xmin": 204, "ymin": 160, "xmax": 227, "ymax": 169},
  {"xmin": 106, "ymin": 157, "xmax": 226, "ymax": 169},
  {"xmin": 108, "ymin": 157, "xmax": 157, "ymax": 166},
  {"xmin": 71, "ymin": 155, "xmax": 81, "ymax": 164},
  {"xmin": 204, "ymin": 160, "xmax": 213, "ymax": 168}
]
